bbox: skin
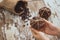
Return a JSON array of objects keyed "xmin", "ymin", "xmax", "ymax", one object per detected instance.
[
  {"xmin": 31, "ymin": 27, "xmax": 50, "ymax": 40},
  {"xmin": 30, "ymin": 18, "xmax": 60, "ymax": 40}
]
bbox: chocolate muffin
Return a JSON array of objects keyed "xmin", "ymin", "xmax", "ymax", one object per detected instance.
[
  {"xmin": 30, "ymin": 17, "xmax": 46, "ymax": 31},
  {"xmin": 14, "ymin": 1, "xmax": 28, "ymax": 13},
  {"xmin": 39, "ymin": 7, "xmax": 51, "ymax": 20},
  {"xmin": 14, "ymin": 1, "xmax": 30, "ymax": 20}
]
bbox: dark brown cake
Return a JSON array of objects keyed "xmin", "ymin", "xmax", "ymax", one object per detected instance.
[
  {"xmin": 39, "ymin": 7, "xmax": 51, "ymax": 20},
  {"xmin": 14, "ymin": 1, "xmax": 30, "ymax": 20},
  {"xmin": 30, "ymin": 17, "xmax": 46, "ymax": 31},
  {"xmin": 14, "ymin": 1, "xmax": 28, "ymax": 13}
]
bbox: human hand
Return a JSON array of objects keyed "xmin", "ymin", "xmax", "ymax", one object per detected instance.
[
  {"xmin": 30, "ymin": 27, "xmax": 50, "ymax": 40},
  {"xmin": 30, "ymin": 18, "xmax": 60, "ymax": 36}
]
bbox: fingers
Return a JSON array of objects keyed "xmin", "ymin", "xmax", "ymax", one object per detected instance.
[
  {"xmin": 30, "ymin": 27, "xmax": 50, "ymax": 40},
  {"xmin": 30, "ymin": 27, "xmax": 40, "ymax": 36},
  {"xmin": 43, "ymin": 18, "xmax": 55, "ymax": 27},
  {"xmin": 30, "ymin": 27, "xmax": 39, "ymax": 34},
  {"xmin": 43, "ymin": 18, "xmax": 57, "ymax": 29},
  {"xmin": 30, "ymin": 27, "xmax": 41, "ymax": 39},
  {"xmin": 42, "ymin": 18, "xmax": 51, "ymax": 24}
]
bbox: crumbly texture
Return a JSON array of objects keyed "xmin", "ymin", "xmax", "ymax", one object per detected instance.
[
  {"xmin": 14, "ymin": 1, "xmax": 30, "ymax": 20},
  {"xmin": 39, "ymin": 7, "xmax": 51, "ymax": 20},
  {"xmin": 30, "ymin": 17, "xmax": 45, "ymax": 31}
]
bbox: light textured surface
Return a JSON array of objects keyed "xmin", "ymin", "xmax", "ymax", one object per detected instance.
[{"xmin": 0, "ymin": 0, "xmax": 60, "ymax": 40}]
